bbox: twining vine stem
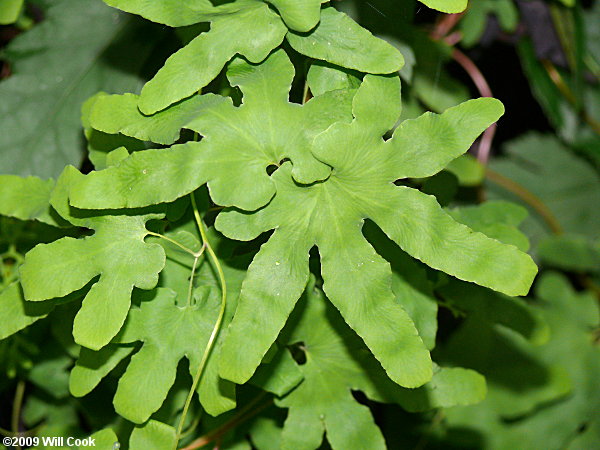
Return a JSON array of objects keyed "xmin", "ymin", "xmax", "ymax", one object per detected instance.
[{"xmin": 173, "ymin": 194, "xmax": 228, "ymax": 449}]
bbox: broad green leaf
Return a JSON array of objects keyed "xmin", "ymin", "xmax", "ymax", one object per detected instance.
[
  {"xmin": 363, "ymin": 222, "xmax": 438, "ymax": 350},
  {"xmin": 27, "ymin": 344, "xmax": 72, "ymax": 399},
  {"xmin": 538, "ymin": 235, "xmax": 600, "ymax": 273},
  {"xmin": 418, "ymin": 0, "xmax": 468, "ymax": 13},
  {"xmin": 440, "ymin": 317, "xmax": 571, "ymax": 421},
  {"xmin": 216, "ymin": 75, "xmax": 534, "ymax": 387},
  {"xmin": 70, "ymin": 51, "xmax": 355, "ymax": 211},
  {"xmin": 104, "ymin": 0, "xmax": 321, "ymax": 33},
  {"xmin": 275, "ymin": 285, "xmax": 485, "ymax": 450},
  {"xmin": 0, "ymin": 0, "xmax": 23, "ymax": 25},
  {"xmin": 0, "ymin": 282, "xmax": 57, "ymax": 340},
  {"xmin": 71, "ymin": 240, "xmax": 249, "ymax": 423},
  {"xmin": 250, "ymin": 346, "xmax": 303, "ymax": 397},
  {"xmin": 138, "ymin": 2, "xmax": 287, "ymax": 114},
  {"xmin": 111, "ymin": 288, "xmax": 235, "ymax": 423},
  {"xmin": 443, "ymin": 273, "xmax": 600, "ymax": 449},
  {"xmin": 287, "ymin": 8, "xmax": 404, "ymax": 75},
  {"xmin": 129, "ymin": 420, "xmax": 176, "ymax": 450},
  {"xmin": 0, "ymin": 175, "xmax": 63, "ymax": 226},
  {"xmin": 19, "ymin": 166, "xmax": 166, "ymax": 351},
  {"xmin": 0, "ymin": 0, "xmax": 166, "ymax": 177},
  {"xmin": 267, "ymin": 0, "xmax": 321, "ymax": 32}
]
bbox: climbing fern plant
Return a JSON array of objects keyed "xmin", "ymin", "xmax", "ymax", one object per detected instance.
[{"xmin": 0, "ymin": 0, "xmax": 539, "ymax": 448}]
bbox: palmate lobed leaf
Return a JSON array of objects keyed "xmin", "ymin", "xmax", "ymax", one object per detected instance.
[
  {"xmin": 19, "ymin": 166, "xmax": 165, "ymax": 351},
  {"xmin": 69, "ymin": 237, "xmax": 252, "ymax": 423},
  {"xmin": 110, "ymin": 288, "xmax": 234, "ymax": 423},
  {"xmin": 104, "ymin": 0, "xmax": 402, "ymax": 114},
  {"xmin": 69, "ymin": 51, "xmax": 356, "ymax": 212},
  {"xmin": 275, "ymin": 283, "xmax": 485, "ymax": 450},
  {"xmin": 286, "ymin": 7, "xmax": 404, "ymax": 75},
  {"xmin": 0, "ymin": 282, "xmax": 55, "ymax": 340},
  {"xmin": 138, "ymin": 1, "xmax": 288, "ymax": 115},
  {"xmin": 215, "ymin": 74, "xmax": 536, "ymax": 388}
]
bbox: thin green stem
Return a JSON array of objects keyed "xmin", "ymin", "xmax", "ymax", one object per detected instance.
[
  {"xmin": 11, "ymin": 380, "xmax": 25, "ymax": 448},
  {"xmin": 146, "ymin": 231, "xmax": 199, "ymax": 257},
  {"xmin": 186, "ymin": 255, "xmax": 200, "ymax": 307},
  {"xmin": 173, "ymin": 194, "xmax": 227, "ymax": 449}
]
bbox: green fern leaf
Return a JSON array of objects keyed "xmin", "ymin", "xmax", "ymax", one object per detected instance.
[
  {"xmin": 110, "ymin": 288, "xmax": 235, "ymax": 423},
  {"xmin": 215, "ymin": 74, "xmax": 536, "ymax": 387},
  {"xmin": 69, "ymin": 51, "xmax": 355, "ymax": 211},
  {"xmin": 19, "ymin": 167, "xmax": 166, "ymax": 351},
  {"xmin": 275, "ymin": 283, "xmax": 485, "ymax": 450},
  {"xmin": 138, "ymin": 1, "xmax": 287, "ymax": 114},
  {"xmin": 107, "ymin": 1, "xmax": 401, "ymax": 113},
  {"xmin": 287, "ymin": 8, "xmax": 404, "ymax": 74}
]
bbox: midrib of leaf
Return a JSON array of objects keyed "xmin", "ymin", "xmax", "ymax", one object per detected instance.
[{"xmin": 21, "ymin": 16, "xmax": 132, "ymax": 160}]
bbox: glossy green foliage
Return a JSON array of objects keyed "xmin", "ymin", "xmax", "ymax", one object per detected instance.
[
  {"xmin": 538, "ymin": 235, "xmax": 600, "ymax": 273},
  {"xmin": 101, "ymin": 288, "xmax": 233, "ymax": 423},
  {"xmin": 0, "ymin": 0, "xmax": 165, "ymax": 178},
  {"xmin": 286, "ymin": 8, "xmax": 405, "ymax": 74},
  {"xmin": 70, "ymin": 51, "xmax": 355, "ymax": 211},
  {"xmin": 216, "ymin": 74, "xmax": 535, "ymax": 388},
  {"xmin": 138, "ymin": 1, "xmax": 287, "ymax": 114},
  {"xmin": 20, "ymin": 167, "xmax": 166, "ymax": 351},
  {"xmin": 104, "ymin": 0, "xmax": 402, "ymax": 114}
]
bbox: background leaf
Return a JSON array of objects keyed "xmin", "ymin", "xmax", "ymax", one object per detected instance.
[{"xmin": 0, "ymin": 0, "xmax": 167, "ymax": 177}]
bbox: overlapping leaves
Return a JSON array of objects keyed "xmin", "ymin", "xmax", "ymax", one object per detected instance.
[
  {"xmin": 441, "ymin": 273, "xmax": 600, "ymax": 449},
  {"xmin": 69, "ymin": 50, "xmax": 356, "ymax": 211},
  {"xmin": 102, "ymin": 0, "xmax": 403, "ymax": 114},
  {"xmin": 68, "ymin": 234, "xmax": 252, "ymax": 423},
  {"xmin": 274, "ymin": 282, "xmax": 486, "ymax": 450},
  {"xmin": 215, "ymin": 74, "xmax": 536, "ymax": 388}
]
